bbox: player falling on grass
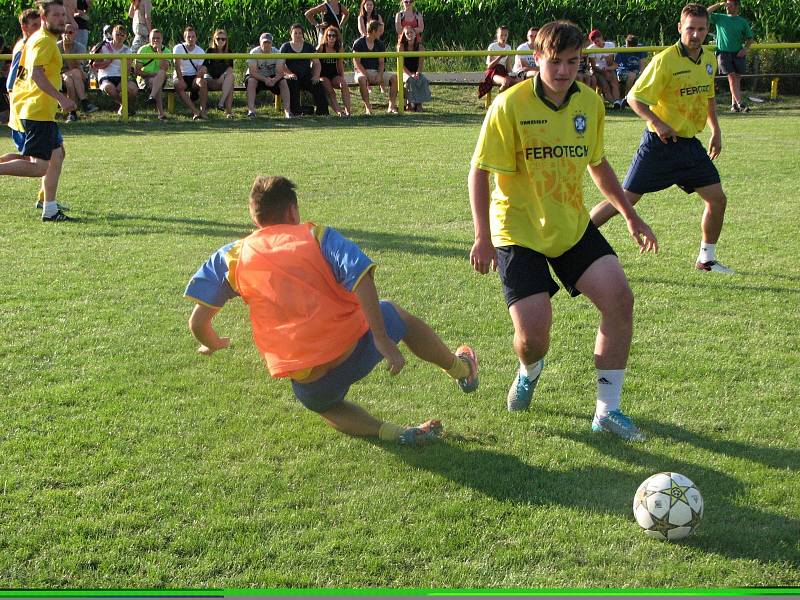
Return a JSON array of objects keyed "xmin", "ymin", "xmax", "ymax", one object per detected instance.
[
  {"xmin": 468, "ymin": 21, "xmax": 658, "ymax": 441},
  {"xmin": 1, "ymin": 0, "xmax": 76, "ymax": 222},
  {"xmin": 590, "ymin": 3, "xmax": 733, "ymax": 274},
  {"xmin": 185, "ymin": 175, "xmax": 479, "ymax": 446}
]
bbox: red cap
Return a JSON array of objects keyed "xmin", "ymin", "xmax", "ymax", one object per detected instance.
[{"xmin": 589, "ymin": 29, "xmax": 602, "ymax": 40}]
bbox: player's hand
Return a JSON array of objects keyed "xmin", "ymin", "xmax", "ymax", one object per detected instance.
[
  {"xmin": 375, "ymin": 337, "xmax": 405, "ymax": 375},
  {"xmin": 652, "ymin": 120, "xmax": 678, "ymax": 144},
  {"xmin": 626, "ymin": 214, "xmax": 659, "ymax": 254},
  {"xmin": 60, "ymin": 97, "xmax": 77, "ymax": 113},
  {"xmin": 708, "ymin": 130, "xmax": 722, "ymax": 159},
  {"xmin": 197, "ymin": 337, "xmax": 230, "ymax": 356},
  {"xmin": 736, "ymin": 48, "xmax": 747, "ymax": 58},
  {"xmin": 470, "ymin": 236, "xmax": 497, "ymax": 274}
]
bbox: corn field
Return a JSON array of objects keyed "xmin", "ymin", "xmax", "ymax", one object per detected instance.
[{"xmin": 1, "ymin": 0, "xmax": 798, "ymax": 50}]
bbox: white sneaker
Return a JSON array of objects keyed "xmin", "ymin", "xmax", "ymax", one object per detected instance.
[{"xmin": 696, "ymin": 260, "xmax": 735, "ymax": 274}]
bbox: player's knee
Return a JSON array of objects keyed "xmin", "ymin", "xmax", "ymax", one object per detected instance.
[{"xmin": 517, "ymin": 327, "xmax": 550, "ymax": 357}]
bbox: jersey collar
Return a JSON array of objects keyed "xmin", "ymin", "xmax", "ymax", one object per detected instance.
[
  {"xmin": 534, "ymin": 74, "xmax": 581, "ymax": 111},
  {"xmin": 676, "ymin": 41, "xmax": 703, "ymax": 64}
]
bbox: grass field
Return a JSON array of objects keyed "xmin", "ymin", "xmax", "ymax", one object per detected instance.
[{"xmin": 1, "ymin": 87, "xmax": 798, "ymax": 589}]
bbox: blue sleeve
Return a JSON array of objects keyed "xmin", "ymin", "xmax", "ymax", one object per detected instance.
[
  {"xmin": 318, "ymin": 227, "xmax": 375, "ymax": 292},
  {"xmin": 184, "ymin": 240, "xmax": 242, "ymax": 308}
]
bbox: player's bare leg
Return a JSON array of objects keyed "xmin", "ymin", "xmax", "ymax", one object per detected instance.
[
  {"xmin": 320, "ymin": 401, "xmax": 442, "ymax": 446},
  {"xmin": 506, "ymin": 292, "xmax": 551, "ymax": 411},
  {"xmin": 590, "ymin": 189, "xmax": 642, "ymax": 227},
  {"xmin": 694, "ymin": 182, "xmax": 732, "ymax": 273},
  {"xmin": 576, "ymin": 254, "xmax": 644, "ymax": 441}
]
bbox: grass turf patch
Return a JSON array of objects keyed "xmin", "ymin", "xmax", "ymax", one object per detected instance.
[{"xmin": 1, "ymin": 90, "xmax": 798, "ymax": 588}]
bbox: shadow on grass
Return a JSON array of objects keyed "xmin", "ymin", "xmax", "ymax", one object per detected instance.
[
  {"xmin": 76, "ymin": 211, "xmax": 252, "ymax": 239},
  {"xmin": 339, "ymin": 227, "xmax": 468, "ymax": 260},
  {"xmin": 381, "ymin": 424, "xmax": 800, "ymax": 566},
  {"xmin": 73, "ymin": 215, "xmax": 470, "ymax": 260},
  {"xmin": 58, "ymin": 111, "xmax": 486, "ymax": 138},
  {"xmin": 628, "ymin": 274, "xmax": 800, "ymax": 295}
]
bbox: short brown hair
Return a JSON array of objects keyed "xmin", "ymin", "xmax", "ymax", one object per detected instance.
[
  {"xmin": 681, "ymin": 3, "xmax": 709, "ymax": 21},
  {"xmin": 249, "ymin": 176, "xmax": 298, "ymax": 225},
  {"xmin": 38, "ymin": 0, "xmax": 63, "ymax": 17},
  {"xmin": 534, "ymin": 20, "xmax": 584, "ymax": 56},
  {"xmin": 367, "ymin": 19, "xmax": 381, "ymax": 33},
  {"xmin": 19, "ymin": 7, "xmax": 40, "ymax": 26}
]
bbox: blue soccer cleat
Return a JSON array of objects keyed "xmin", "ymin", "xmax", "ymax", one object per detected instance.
[
  {"xmin": 506, "ymin": 359, "xmax": 543, "ymax": 412},
  {"xmin": 591, "ymin": 409, "xmax": 646, "ymax": 441},
  {"xmin": 399, "ymin": 419, "xmax": 443, "ymax": 447},
  {"xmin": 455, "ymin": 345, "xmax": 479, "ymax": 393}
]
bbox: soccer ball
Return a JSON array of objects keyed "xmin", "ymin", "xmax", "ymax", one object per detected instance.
[{"xmin": 633, "ymin": 472, "xmax": 704, "ymax": 541}]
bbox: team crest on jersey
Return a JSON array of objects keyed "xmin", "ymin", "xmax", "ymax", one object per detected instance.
[
  {"xmin": 706, "ymin": 64, "xmax": 713, "ymax": 75},
  {"xmin": 573, "ymin": 113, "xmax": 587, "ymax": 135}
]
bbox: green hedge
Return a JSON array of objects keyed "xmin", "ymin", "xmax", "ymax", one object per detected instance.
[{"xmin": 1, "ymin": 0, "xmax": 797, "ymax": 51}]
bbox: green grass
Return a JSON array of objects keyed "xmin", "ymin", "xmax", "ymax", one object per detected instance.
[{"xmin": 1, "ymin": 88, "xmax": 799, "ymax": 589}]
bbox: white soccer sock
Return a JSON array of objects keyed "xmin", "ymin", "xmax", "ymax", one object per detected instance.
[
  {"xmin": 698, "ymin": 242, "xmax": 716, "ymax": 264},
  {"xmin": 596, "ymin": 369, "xmax": 625, "ymax": 418},
  {"xmin": 519, "ymin": 359, "xmax": 543, "ymax": 380},
  {"xmin": 42, "ymin": 200, "xmax": 59, "ymax": 218}
]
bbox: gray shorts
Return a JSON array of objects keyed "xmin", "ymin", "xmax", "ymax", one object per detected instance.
[{"xmin": 717, "ymin": 51, "xmax": 746, "ymax": 75}]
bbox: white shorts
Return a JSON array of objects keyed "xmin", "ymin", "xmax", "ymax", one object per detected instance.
[{"xmin": 354, "ymin": 69, "xmax": 393, "ymax": 87}]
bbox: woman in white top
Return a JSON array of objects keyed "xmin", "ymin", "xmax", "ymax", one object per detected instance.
[
  {"xmin": 486, "ymin": 25, "xmax": 521, "ymax": 91},
  {"xmin": 91, "ymin": 25, "xmax": 138, "ymax": 115}
]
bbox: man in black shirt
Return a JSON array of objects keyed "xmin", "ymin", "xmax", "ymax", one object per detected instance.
[
  {"xmin": 352, "ymin": 19, "xmax": 398, "ymax": 114},
  {"xmin": 279, "ymin": 23, "xmax": 329, "ymax": 115}
]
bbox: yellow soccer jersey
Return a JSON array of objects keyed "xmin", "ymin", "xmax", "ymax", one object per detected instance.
[
  {"xmin": 14, "ymin": 29, "xmax": 62, "ymax": 122},
  {"xmin": 471, "ymin": 76, "xmax": 605, "ymax": 257},
  {"xmin": 629, "ymin": 41, "xmax": 715, "ymax": 139}
]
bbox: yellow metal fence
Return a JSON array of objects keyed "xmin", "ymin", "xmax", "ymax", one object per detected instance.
[{"xmin": 2, "ymin": 43, "xmax": 798, "ymax": 120}]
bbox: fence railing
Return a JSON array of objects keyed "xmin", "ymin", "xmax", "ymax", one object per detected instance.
[{"xmin": 2, "ymin": 43, "xmax": 798, "ymax": 120}]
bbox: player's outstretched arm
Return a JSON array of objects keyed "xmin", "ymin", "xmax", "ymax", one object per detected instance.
[
  {"xmin": 188, "ymin": 304, "xmax": 231, "ymax": 356},
  {"xmin": 706, "ymin": 98, "xmax": 722, "ymax": 159},
  {"xmin": 31, "ymin": 66, "xmax": 76, "ymax": 113},
  {"xmin": 468, "ymin": 166, "xmax": 497, "ymax": 274},
  {"xmin": 588, "ymin": 159, "xmax": 658, "ymax": 253},
  {"xmin": 353, "ymin": 271, "xmax": 405, "ymax": 375}
]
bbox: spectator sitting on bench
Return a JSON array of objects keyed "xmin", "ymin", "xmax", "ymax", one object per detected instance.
[
  {"xmin": 245, "ymin": 32, "xmax": 292, "ymax": 119},
  {"xmin": 485, "ymin": 26, "xmax": 522, "ymax": 92},
  {"xmin": 91, "ymin": 25, "xmax": 138, "ymax": 116},
  {"xmin": 173, "ymin": 25, "xmax": 208, "ymax": 120},
  {"xmin": 353, "ymin": 19, "xmax": 399, "ymax": 114},
  {"xmin": 279, "ymin": 24, "xmax": 329, "ymax": 116},
  {"xmin": 317, "ymin": 26, "xmax": 352, "ymax": 117},
  {"xmin": 576, "ymin": 35, "xmax": 597, "ymax": 89},
  {"xmin": 135, "ymin": 27, "xmax": 168, "ymax": 119},
  {"xmin": 205, "ymin": 28, "xmax": 235, "ymax": 118},
  {"xmin": 513, "ymin": 27, "xmax": 539, "ymax": 79},
  {"xmin": 614, "ymin": 34, "xmax": 647, "ymax": 107},
  {"xmin": 588, "ymin": 28, "xmax": 623, "ymax": 109},
  {"xmin": 397, "ymin": 25, "xmax": 430, "ymax": 112},
  {"xmin": 57, "ymin": 22, "xmax": 98, "ymax": 121}
]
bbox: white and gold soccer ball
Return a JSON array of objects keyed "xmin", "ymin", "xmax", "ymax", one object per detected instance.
[{"xmin": 633, "ymin": 472, "xmax": 704, "ymax": 541}]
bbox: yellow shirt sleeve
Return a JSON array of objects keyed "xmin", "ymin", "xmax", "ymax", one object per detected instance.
[
  {"xmin": 629, "ymin": 53, "xmax": 666, "ymax": 107},
  {"xmin": 471, "ymin": 100, "xmax": 518, "ymax": 174},
  {"xmin": 589, "ymin": 96, "xmax": 606, "ymax": 166}
]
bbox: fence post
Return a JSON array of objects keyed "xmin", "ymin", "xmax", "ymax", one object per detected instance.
[
  {"xmin": 397, "ymin": 54, "xmax": 404, "ymax": 113},
  {"xmin": 770, "ymin": 77, "xmax": 779, "ymax": 99},
  {"xmin": 121, "ymin": 56, "xmax": 129, "ymax": 121}
]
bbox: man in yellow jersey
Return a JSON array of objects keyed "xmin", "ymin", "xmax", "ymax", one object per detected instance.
[
  {"xmin": 591, "ymin": 4, "xmax": 732, "ymax": 273},
  {"xmin": 1, "ymin": 0, "xmax": 76, "ymax": 222},
  {"xmin": 469, "ymin": 21, "xmax": 657, "ymax": 441}
]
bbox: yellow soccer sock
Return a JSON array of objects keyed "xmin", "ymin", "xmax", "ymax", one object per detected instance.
[
  {"xmin": 378, "ymin": 422, "xmax": 403, "ymax": 442},
  {"xmin": 445, "ymin": 355, "xmax": 470, "ymax": 380},
  {"xmin": 38, "ymin": 188, "xmax": 44, "ymax": 202}
]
